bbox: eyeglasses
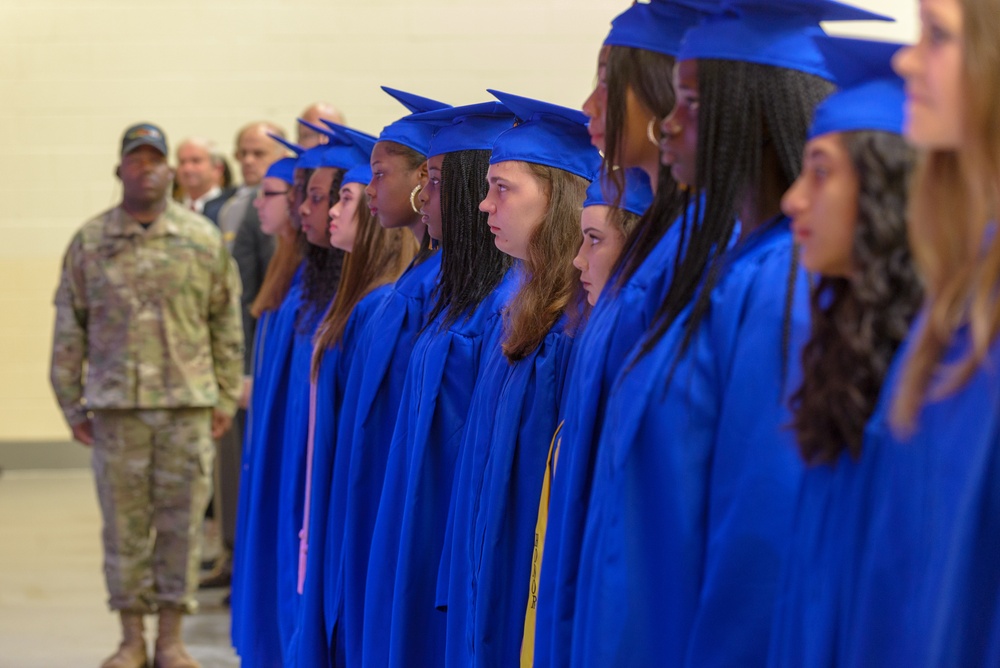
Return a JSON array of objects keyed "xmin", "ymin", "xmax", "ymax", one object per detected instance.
[{"xmin": 259, "ymin": 190, "xmax": 289, "ymax": 198}]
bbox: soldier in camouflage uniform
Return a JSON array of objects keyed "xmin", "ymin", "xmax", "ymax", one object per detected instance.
[{"xmin": 49, "ymin": 122, "xmax": 244, "ymax": 668}]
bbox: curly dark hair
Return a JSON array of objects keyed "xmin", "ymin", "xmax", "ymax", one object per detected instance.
[
  {"xmin": 424, "ymin": 149, "xmax": 513, "ymax": 329},
  {"xmin": 297, "ymin": 168, "xmax": 345, "ymax": 333},
  {"xmin": 791, "ymin": 131, "xmax": 921, "ymax": 464},
  {"xmin": 640, "ymin": 59, "xmax": 834, "ymax": 367}
]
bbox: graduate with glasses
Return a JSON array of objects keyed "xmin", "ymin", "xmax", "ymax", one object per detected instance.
[{"xmin": 231, "ymin": 141, "xmax": 309, "ymax": 668}]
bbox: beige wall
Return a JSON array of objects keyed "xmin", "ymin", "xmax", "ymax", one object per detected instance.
[{"xmin": 0, "ymin": 0, "xmax": 916, "ymax": 441}]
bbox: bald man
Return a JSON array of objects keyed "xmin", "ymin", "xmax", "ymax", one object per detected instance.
[{"xmin": 296, "ymin": 102, "xmax": 346, "ymax": 148}]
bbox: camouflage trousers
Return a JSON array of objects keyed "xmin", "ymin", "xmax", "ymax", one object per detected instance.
[{"xmin": 90, "ymin": 407, "xmax": 214, "ymax": 614}]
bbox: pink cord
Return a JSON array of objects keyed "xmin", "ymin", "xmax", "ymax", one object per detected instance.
[{"xmin": 297, "ymin": 381, "xmax": 319, "ymax": 594}]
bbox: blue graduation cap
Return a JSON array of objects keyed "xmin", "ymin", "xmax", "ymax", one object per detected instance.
[
  {"xmin": 603, "ymin": 0, "xmax": 717, "ymax": 57},
  {"xmin": 317, "ymin": 120, "xmax": 378, "ymax": 185},
  {"xmin": 378, "ymin": 86, "xmax": 452, "ymax": 156},
  {"xmin": 268, "ymin": 133, "xmax": 304, "ymax": 157},
  {"xmin": 487, "ymin": 90, "xmax": 602, "ymax": 181},
  {"xmin": 809, "ymin": 36, "xmax": 905, "ymax": 138},
  {"xmin": 264, "ymin": 156, "xmax": 297, "ymax": 185},
  {"xmin": 677, "ymin": 0, "xmax": 893, "ymax": 80},
  {"xmin": 406, "ymin": 102, "xmax": 516, "ymax": 157},
  {"xmin": 296, "ymin": 118, "xmax": 374, "ymax": 171},
  {"xmin": 583, "ymin": 167, "xmax": 655, "ymax": 217},
  {"xmin": 342, "ymin": 163, "xmax": 373, "ymax": 187}
]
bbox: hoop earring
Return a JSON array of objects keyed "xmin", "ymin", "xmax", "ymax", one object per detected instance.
[
  {"xmin": 410, "ymin": 184, "xmax": 423, "ymax": 214},
  {"xmin": 646, "ymin": 117, "xmax": 660, "ymax": 147}
]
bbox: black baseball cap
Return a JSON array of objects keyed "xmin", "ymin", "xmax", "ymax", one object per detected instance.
[{"xmin": 120, "ymin": 123, "xmax": 168, "ymax": 157}]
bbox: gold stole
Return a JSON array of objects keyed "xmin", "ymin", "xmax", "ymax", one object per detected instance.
[{"xmin": 520, "ymin": 420, "xmax": 564, "ymax": 667}]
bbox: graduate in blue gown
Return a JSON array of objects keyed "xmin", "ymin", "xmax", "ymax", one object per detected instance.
[
  {"xmin": 436, "ymin": 90, "xmax": 600, "ymax": 667},
  {"xmin": 289, "ymin": 128, "xmax": 421, "ymax": 667},
  {"xmin": 361, "ymin": 99, "xmax": 520, "ymax": 668},
  {"xmin": 309, "ymin": 89, "xmax": 448, "ymax": 667},
  {"xmin": 272, "ymin": 137, "xmax": 349, "ymax": 665},
  {"xmin": 530, "ymin": 5, "xmax": 712, "ymax": 665},
  {"xmin": 230, "ymin": 151, "xmax": 305, "ymax": 668},
  {"xmin": 765, "ymin": 37, "xmax": 921, "ymax": 668},
  {"xmin": 570, "ymin": 2, "xmax": 891, "ymax": 665},
  {"xmin": 821, "ymin": 1, "xmax": 1000, "ymax": 662}
]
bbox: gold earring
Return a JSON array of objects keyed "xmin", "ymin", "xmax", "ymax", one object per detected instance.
[
  {"xmin": 410, "ymin": 184, "xmax": 423, "ymax": 214},
  {"xmin": 647, "ymin": 117, "xmax": 660, "ymax": 147}
]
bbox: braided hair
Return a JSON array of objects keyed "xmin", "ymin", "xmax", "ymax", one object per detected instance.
[
  {"xmin": 640, "ymin": 59, "xmax": 834, "ymax": 365},
  {"xmin": 424, "ymin": 149, "xmax": 514, "ymax": 328}
]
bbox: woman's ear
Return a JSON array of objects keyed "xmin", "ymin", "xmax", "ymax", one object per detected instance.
[{"xmin": 418, "ymin": 160, "xmax": 429, "ymax": 182}]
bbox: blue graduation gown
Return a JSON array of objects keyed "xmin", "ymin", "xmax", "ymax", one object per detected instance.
[
  {"xmin": 336, "ymin": 253, "xmax": 442, "ymax": 665},
  {"xmin": 835, "ymin": 326, "xmax": 1000, "ymax": 667},
  {"xmin": 441, "ymin": 315, "xmax": 574, "ymax": 667},
  {"xmin": 231, "ymin": 267, "xmax": 304, "ymax": 667},
  {"xmin": 290, "ymin": 284, "xmax": 395, "ymax": 668},
  {"xmin": 573, "ymin": 220, "xmax": 807, "ymax": 666},
  {"xmin": 277, "ymin": 299, "xmax": 330, "ymax": 665},
  {"xmin": 766, "ymin": 350, "xmax": 899, "ymax": 668},
  {"xmin": 362, "ymin": 268, "xmax": 518, "ymax": 668},
  {"xmin": 535, "ymin": 213, "xmax": 694, "ymax": 668}
]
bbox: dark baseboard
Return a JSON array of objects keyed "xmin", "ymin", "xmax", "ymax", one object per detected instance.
[{"xmin": 0, "ymin": 441, "xmax": 91, "ymax": 471}]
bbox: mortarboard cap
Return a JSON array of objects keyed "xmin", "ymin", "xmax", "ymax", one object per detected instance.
[
  {"xmin": 487, "ymin": 90, "xmax": 602, "ymax": 181},
  {"xmin": 583, "ymin": 167, "xmax": 655, "ymax": 216},
  {"xmin": 318, "ymin": 120, "xmax": 378, "ymax": 186},
  {"xmin": 268, "ymin": 133, "xmax": 305, "ymax": 158},
  {"xmin": 408, "ymin": 102, "xmax": 516, "ymax": 157},
  {"xmin": 809, "ymin": 36, "xmax": 905, "ymax": 138},
  {"xmin": 296, "ymin": 119, "xmax": 375, "ymax": 171},
  {"xmin": 378, "ymin": 87, "xmax": 452, "ymax": 156},
  {"xmin": 678, "ymin": 0, "xmax": 893, "ymax": 80},
  {"xmin": 604, "ymin": 0, "xmax": 718, "ymax": 57},
  {"xmin": 264, "ymin": 157, "xmax": 297, "ymax": 185}
]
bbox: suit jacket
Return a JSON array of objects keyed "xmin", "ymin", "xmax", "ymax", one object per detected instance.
[
  {"xmin": 203, "ymin": 187, "xmax": 237, "ymax": 228},
  {"xmin": 231, "ymin": 194, "xmax": 275, "ymax": 373}
]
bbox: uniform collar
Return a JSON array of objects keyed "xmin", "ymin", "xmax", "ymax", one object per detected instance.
[{"xmin": 108, "ymin": 201, "xmax": 182, "ymax": 238}]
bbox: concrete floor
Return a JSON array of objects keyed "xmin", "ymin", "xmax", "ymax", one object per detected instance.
[{"xmin": 0, "ymin": 469, "xmax": 239, "ymax": 668}]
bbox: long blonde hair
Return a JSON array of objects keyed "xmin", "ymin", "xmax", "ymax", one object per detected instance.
[
  {"xmin": 892, "ymin": 0, "xmax": 1000, "ymax": 429},
  {"xmin": 310, "ymin": 196, "xmax": 418, "ymax": 378},
  {"xmin": 502, "ymin": 162, "xmax": 588, "ymax": 361}
]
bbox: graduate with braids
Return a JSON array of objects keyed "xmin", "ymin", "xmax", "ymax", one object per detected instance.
[
  {"xmin": 290, "ymin": 127, "xmax": 419, "ymax": 668},
  {"xmin": 765, "ymin": 36, "xmax": 921, "ymax": 668},
  {"xmin": 231, "ymin": 143, "xmax": 309, "ymax": 667},
  {"xmin": 571, "ymin": 2, "xmax": 892, "ymax": 666},
  {"xmin": 532, "ymin": 5, "xmax": 712, "ymax": 666},
  {"xmin": 322, "ymin": 90, "xmax": 451, "ymax": 667},
  {"xmin": 362, "ymin": 100, "xmax": 518, "ymax": 668},
  {"xmin": 437, "ymin": 91, "xmax": 598, "ymax": 668},
  {"xmin": 275, "ymin": 128, "xmax": 353, "ymax": 664},
  {"xmin": 822, "ymin": 0, "xmax": 1000, "ymax": 663}
]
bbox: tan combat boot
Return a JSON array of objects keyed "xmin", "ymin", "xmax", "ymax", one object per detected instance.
[
  {"xmin": 152, "ymin": 608, "xmax": 200, "ymax": 668},
  {"xmin": 101, "ymin": 611, "xmax": 148, "ymax": 668}
]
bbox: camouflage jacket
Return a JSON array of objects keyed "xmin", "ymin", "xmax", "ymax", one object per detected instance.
[{"xmin": 50, "ymin": 201, "xmax": 244, "ymax": 426}]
